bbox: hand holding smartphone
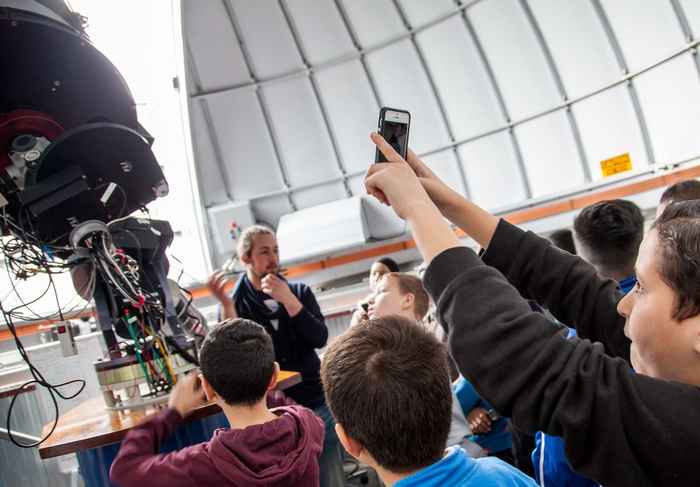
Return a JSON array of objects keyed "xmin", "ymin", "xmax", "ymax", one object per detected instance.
[{"xmin": 375, "ymin": 107, "xmax": 411, "ymax": 162}]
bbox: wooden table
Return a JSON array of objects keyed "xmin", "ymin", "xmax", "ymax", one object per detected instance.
[
  {"xmin": 38, "ymin": 370, "xmax": 300, "ymax": 459},
  {"xmin": 37, "ymin": 371, "xmax": 301, "ymax": 487}
]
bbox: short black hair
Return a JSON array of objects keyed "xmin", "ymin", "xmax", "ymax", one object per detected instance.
[
  {"xmin": 321, "ymin": 316, "xmax": 451, "ymax": 472},
  {"xmin": 376, "ymin": 257, "xmax": 400, "ymax": 273},
  {"xmin": 659, "ymin": 179, "xmax": 700, "ymax": 205},
  {"xmin": 573, "ymin": 199, "xmax": 644, "ymax": 274},
  {"xmin": 548, "ymin": 228, "xmax": 576, "ymax": 255},
  {"xmin": 199, "ymin": 319, "xmax": 274, "ymax": 405}
]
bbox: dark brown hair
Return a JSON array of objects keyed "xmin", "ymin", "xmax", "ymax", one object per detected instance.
[
  {"xmin": 659, "ymin": 179, "xmax": 700, "ymax": 205},
  {"xmin": 386, "ymin": 272, "xmax": 430, "ymax": 321},
  {"xmin": 376, "ymin": 257, "xmax": 400, "ymax": 273},
  {"xmin": 321, "ymin": 316, "xmax": 451, "ymax": 472},
  {"xmin": 199, "ymin": 318, "xmax": 275, "ymax": 405},
  {"xmin": 653, "ymin": 200, "xmax": 700, "ymax": 320},
  {"xmin": 573, "ymin": 199, "xmax": 644, "ymax": 273}
]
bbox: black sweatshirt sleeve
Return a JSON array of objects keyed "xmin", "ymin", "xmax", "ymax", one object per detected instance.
[
  {"xmin": 482, "ymin": 219, "xmax": 629, "ymax": 359},
  {"xmin": 288, "ymin": 284, "xmax": 328, "ymax": 349},
  {"xmin": 424, "ymin": 244, "xmax": 700, "ymax": 487}
]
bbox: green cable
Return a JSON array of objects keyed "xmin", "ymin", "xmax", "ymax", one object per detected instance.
[{"xmin": 125, "ymin": 317, "xmax": 153, "ymax": 389}]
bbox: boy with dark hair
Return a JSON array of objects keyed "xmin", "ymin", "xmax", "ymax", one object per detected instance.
[
  {"xmin": 321, "ymin": 316, "xmax": 536, "ymax": 487},
  {"xmin": 657, "ymin": 178, "xmax": 700, "ymax": 217},
  {"xmin": 573, "ymin": 199, "xmax": 644, "ymax": 291},
  {"xmin": 365, "ymin": 132, "xmax": 700, "ymax": 486},
  {"xmin": 208, "ymin": 225, "xmax": 344, "ymax": 487},
  {"xmin": 110, "ymin": 319, "xmax": 324, "ymax": 487}
]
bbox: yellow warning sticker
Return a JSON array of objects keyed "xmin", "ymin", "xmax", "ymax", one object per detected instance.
[{"xmin": 600, "ymin": 153, "xmax": 632, "ymax": 177}]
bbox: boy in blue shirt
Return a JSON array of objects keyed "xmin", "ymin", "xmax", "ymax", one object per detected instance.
[{"xmin": 320, "ymin": 316, "xmax": 536, "ymax": 487}]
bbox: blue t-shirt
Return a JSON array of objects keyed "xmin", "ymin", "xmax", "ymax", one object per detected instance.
[{"xmin": 396, "ymin": 447, "xmax": 536, "ymax": 487}]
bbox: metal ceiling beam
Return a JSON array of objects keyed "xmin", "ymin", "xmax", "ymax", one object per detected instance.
[
  {"xmin": 184, "ymin": 41, "xmax": 234, "ymax": 202},
  {"xmin": 198, "ymin": 28, "xmax": 700, "ymax": 209},
  {"xmin": 391, "ymin": 0, "xmax": 472, "ymax": 199},
  {"xmin": 422, "ymin": 37, "xmax": 700, "ymax": 157},
  {"xmin": 455, "ymin": 1, "xmax": 533, "ymax": 198},
  {"xmin": 670, "ymin": 0, "xmax": 700, "ymax": 81},
  {"xmin": 333, "ymin": 0, "xmax": 383, "ymax": 109},
  {"xmin": 519, "ymin": 0, "xmax": 592, "ymax": 183},
  {"xmin": 591, "ymin": 0, "xmax": 656, "ymax": 166},
  {"xmin": 278, "ymin": 0, "xmax": 352, "ymax": 198},
  {"xmin": 191, "ymin": 0, "xmax": 486, "ymax": 100},
  {"xmin": 221, "ymin": 0, "xmax": 297, "ymax": 211}
]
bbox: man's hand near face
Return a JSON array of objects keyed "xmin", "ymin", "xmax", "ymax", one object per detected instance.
[{"xmin": 262, "ymin": 273, "xmax": 303, "ymax": 317}]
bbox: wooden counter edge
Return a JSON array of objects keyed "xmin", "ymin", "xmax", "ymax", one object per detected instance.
[{"xmin": 38, "ymin": 371, "xmax": 301, "ymax": 459}]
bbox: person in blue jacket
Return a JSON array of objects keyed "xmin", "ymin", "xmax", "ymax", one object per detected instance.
[
  {"xmin": 531, "ymin": 199, "xmax": 643, "ymax": 487},
  {"xmin": 454, "ymin": 377, "xmax": 513, "ymax": 462}
]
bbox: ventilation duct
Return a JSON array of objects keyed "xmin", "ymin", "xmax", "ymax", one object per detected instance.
[{"xmin": 277, "ymin": 196, "xmax": 368, "ymax": 264}]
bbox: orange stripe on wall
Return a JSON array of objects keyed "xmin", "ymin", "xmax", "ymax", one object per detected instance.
[{"xmin": 4, "ymin": 164, "xmax": 700, "ymax": 342}]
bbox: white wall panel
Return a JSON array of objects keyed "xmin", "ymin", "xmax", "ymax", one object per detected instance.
[
  {"xmin": 573, "ymin": 86, "xmax": 648, "ymax": 180},
  {"xmin": 229, "ymin": 0, "xmax": 303, "ymax": 78},
  {"xmin": 423, "ymin": 151, "xmax": 467, "ymax": 196},
  {"xmin": 340, "ymin": 0, "xmax": 405, "ymax": 48},
  {"xmin": 397, "ymin": 0, "xmax": 455, "ymax": 26},
  {"xmin": 205, "ymin": 88, "xmax": 286, "ymax": 199},
  {"xmin": 417, "ymin": 16, "xmax": 503, "ymax": 139},
  {"xmin": 293, "ymin": 183, "xmax": 348, "ymax": 209},
  {"xmin": 528, "ymin": 0, "xmax": 620, "ymax": 98},
  {"xmin": 262, "ymin": 77, "xmax": 341, "ymax": 187},
  {"xmin": 252, "ymin": 196, "xmax": 294, "ymax": 228},
  {"xmin": 601, "ymin": 1, "xmax": 685, "ymax": 71},
  {"xmin": 183, "ymin": 0, "xmax": 250, "ymax": 91},
  {"xmin": 315, "ymin": 61, "xmax": 379, "ymax": 174},
  {"xmin": 284, "ymin": 0, "xmax": 355, "ymax": 64},
  {"xmin": 458, "ymin": 133, "xmax": 528, "ymax": 210},
  {"xmin": 188, "ymin": 101, "xmax": 229, "ymax": 207},
  {"xmin": 516, "ymin": 112, "xmax": 583, "ymax": 197},
  {"xmin": 469, "ymin": 0, "xmax": 560, "ymax": 119},
  {"xmin": 634, "ymin": 56, "xmax": 700, "ymax": 164},
  {"xmin": 180, "ymin": 0, "xmax": 700, "ymax": 263},
  {"xmin": 366, "ymin": 39, "xmax": 450, "ymax": 154}
]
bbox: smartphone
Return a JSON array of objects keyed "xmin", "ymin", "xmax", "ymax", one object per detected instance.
[{"xmin": 375, "ymin": 107, "xmax": 411, "ymax": 162}]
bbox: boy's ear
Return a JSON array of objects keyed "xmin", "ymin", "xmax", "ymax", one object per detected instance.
[
  {"xmin": 267, "ymin": 362, "xmax": 280, "ymax": 392},
  {"xmin": 402, "ymin": 292, "xmax": 415, "ymax": 311},
  {"xmin": 199, "ymin": 373, "xmax": 216, "ymax": 402},
  {"xmin": 335, "ymin": 423, "xmax": 363, "ymax": 459}
]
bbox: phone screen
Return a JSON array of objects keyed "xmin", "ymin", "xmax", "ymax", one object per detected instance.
[{"xmin": 376, "ymin": 108, "xmax": 410, "ymax": 162}]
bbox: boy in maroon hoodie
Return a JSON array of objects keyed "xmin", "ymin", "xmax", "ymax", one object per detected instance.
[{"xmin": 110, "ymin": 318, "xmax": 325, "ymax": 487}]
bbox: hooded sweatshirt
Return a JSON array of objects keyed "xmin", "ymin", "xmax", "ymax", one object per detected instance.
[
  {"xmin": 395, "ymin": 447, "xmax": 536, "ymax": 487},
  {"xmin": 110, "ymin": 405, "xmax": 324, "ymax": 487}
]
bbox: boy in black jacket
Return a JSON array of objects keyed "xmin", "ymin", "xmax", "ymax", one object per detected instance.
[{"xmin": 364, "ymin": 132, "xmax": 700, "ymax": 487}]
